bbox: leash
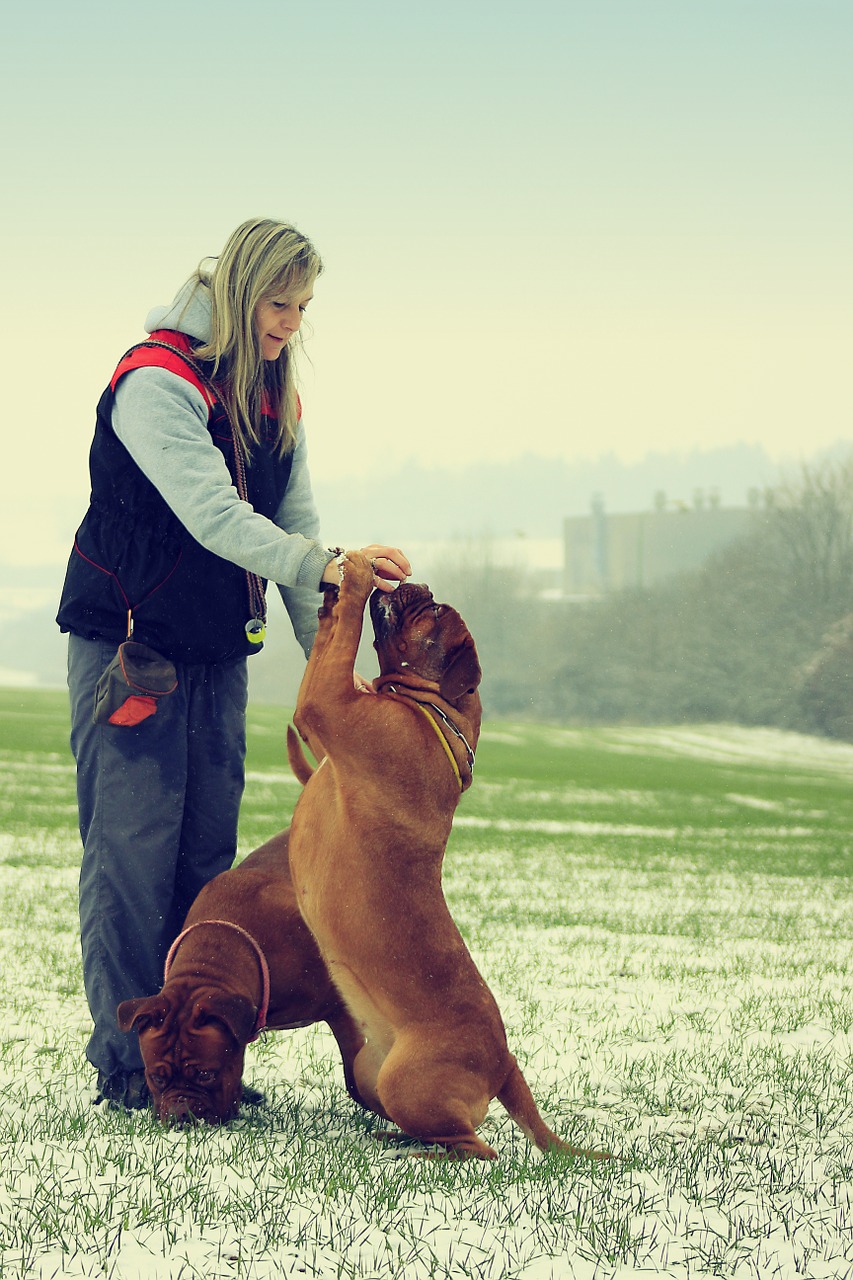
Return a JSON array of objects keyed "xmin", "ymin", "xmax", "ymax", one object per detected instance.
[{"xmin": 163, "ymin": 920, "xmax": 271, "ymax": 1041}]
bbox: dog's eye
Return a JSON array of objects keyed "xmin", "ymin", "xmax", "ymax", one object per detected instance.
[
  {"xmin": 150, "ymin": 1071, "xmax": 169, "ymax": 1089},
  {"xmin": 196, "ymin": 1070, "xmax": 217, "ymax": 1085}
]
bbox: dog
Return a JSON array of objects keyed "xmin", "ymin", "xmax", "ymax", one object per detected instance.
[
  {"xmin": 116, "ymin": 829, "xmax": 367, "ymax": 1124},
  {"xmin": 285, "ymin": 551, "xmax": 607, "ymax": 1160}
]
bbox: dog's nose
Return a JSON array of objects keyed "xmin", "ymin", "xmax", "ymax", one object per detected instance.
[
  {"xmin": 161, "ymin": 1096, "xmax": 204, "ymax": 1127},
  {"xmin": 369, "ymin": 589, "xmax": 395, "ymax": 636},
  {"xmin": 162, "ymin": 1109, "xmax": 193, "ymax": 1128}
]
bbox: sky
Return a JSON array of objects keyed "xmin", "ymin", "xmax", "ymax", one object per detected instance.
[{"xmin": 1, "ymin": 0, "xmax": 851, "ymax": 565}]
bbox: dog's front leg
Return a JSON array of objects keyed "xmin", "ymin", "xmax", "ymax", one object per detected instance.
[
  {"xmin": 293, "ymin": 584, "xmax": 340, "ymax": 759},
  {"xmin": 294, "ymin": 551, "xmax": 375, "ymax": 744}
]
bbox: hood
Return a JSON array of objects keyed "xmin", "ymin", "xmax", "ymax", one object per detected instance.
[{"xmin": 144, "ymin": 279, "xmax": 212, "ymax": 343}]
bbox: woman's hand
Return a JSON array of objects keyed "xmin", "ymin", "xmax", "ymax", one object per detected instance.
[
  {"xmin": 321, "ymin": 545, "xmax": 412, "ymax": 592},
  {"xmin": 363, "ymin": 544, "xmax": 412, "ymax": 592}
]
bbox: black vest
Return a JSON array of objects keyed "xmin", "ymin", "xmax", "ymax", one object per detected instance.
[{"xmin": 57, "ymin": 332, "xmax": 294, "ymax": 664}]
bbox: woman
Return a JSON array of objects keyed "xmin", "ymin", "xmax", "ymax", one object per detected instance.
[{"xmin": 57, "ymin": 218, "xmax": 410, "ymax": 1110}]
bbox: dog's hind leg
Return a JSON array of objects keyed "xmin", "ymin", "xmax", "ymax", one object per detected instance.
[
  {"xmin": 349, "ymin": 1039, "xmax": 392, "ymax": 1119},
  {"xmin": 376, "ymin": 1052, "xmax": 498, "ymax": 1161}
]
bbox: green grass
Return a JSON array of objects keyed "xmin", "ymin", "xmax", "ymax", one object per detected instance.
[{"xmin": 0, "ymin": 688, "xmax": 852, "ymax": 1278}]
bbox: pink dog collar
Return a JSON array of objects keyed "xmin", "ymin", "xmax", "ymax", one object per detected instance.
[{"xmin": 163, "ymin": 920, "xmax": 271, "ymax": 1041}]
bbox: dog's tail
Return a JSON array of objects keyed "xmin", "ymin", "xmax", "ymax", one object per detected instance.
[
  {"xmin": 286, "ymin": 724, "xmax": 315, "ymax": 785},
  {"xmin": 498, "ymin": 1058, "xmax": 609, "ymax": 1160}
]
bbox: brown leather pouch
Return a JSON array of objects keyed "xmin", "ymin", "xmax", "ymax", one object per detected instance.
[{"xmin": 93, "ymin": 641, "xmax": 178, "ymax": 727}]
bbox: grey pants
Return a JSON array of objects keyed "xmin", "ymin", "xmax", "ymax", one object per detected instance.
[{"xmin": 67, "ymin": 634, "xmax": 248, "ymax": 1077}]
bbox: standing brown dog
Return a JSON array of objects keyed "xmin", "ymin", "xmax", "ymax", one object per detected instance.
[
  {"xmin": 286, "ymin": 551, "xmax": 606, "ymax": 1160},
  {"xmin": 117, "ymin": 829, "xmax": 367, "ymax": 1124}
]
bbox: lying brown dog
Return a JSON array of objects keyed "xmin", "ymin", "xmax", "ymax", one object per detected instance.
[
  {"xmin": 116, "ymin": 829, "xmax": 366, "ymax": 1124},
  {"xmin": 286, "ymin": 551, "xmax": 607, "ymax": 1160}
]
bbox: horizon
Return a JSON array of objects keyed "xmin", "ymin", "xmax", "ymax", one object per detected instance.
[{"xmin": 2, "ymin": 436, "xmax": 848, "ymax": 574}]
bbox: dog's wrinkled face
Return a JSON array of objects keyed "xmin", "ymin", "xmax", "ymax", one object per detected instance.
[
  {"xmin": 369, "ymin": 584, "xmax": 482, "ymax": 703},
  {"xmin": 117, "ymin": 986, "xmax": 256, "ymax": 1124}
]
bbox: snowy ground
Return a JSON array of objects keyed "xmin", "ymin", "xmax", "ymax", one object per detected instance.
[{"xmin": 0, "ymin": 720, "xmax": 851, "ymax": 1279}]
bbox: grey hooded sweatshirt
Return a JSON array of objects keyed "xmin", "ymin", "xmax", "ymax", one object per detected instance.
[{"xmin": 111, "ymin": 281, "xmax": 333, "ymax": 657}]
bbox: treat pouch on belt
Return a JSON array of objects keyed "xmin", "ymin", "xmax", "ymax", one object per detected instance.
[{"xmin": 93, "ymin": 640, "xmax": 179, "ymax": 727}]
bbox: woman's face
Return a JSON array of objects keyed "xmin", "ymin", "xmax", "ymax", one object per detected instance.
[{"xmin": 254, "ymin": 285, "xmax": 314, "ymax": 361}]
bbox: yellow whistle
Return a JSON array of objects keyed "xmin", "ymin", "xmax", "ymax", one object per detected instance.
[{"xmin": 245, "ymin": 619, "xmax": 266, "ymax": 645}]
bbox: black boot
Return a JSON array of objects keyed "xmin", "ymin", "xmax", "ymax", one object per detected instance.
[
  {"xmin": 240, "ymin": 1082, "xmax": 266, "ymax": 1107},
  {"xmin": 94, "ymin": 1068, "xmax": 151, "ymax": 1112}
]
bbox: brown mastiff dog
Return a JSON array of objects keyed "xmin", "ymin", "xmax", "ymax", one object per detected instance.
[
  {"xmin": 116, "ymin": 829, "xmax": 367, "ymax": 1124},
  {"xmin": 286, "ymin": 551, "xmax": 607, "ymax": 1160}
]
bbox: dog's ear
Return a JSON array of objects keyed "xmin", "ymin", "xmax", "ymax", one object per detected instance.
[
  {"xmin": 439, "ymin": 636, "xmax": 482, "ymax": 703},
  {"xmin": 117, "ymin": 995, "xmax": 170, "ymax": 1033},
  {"xmin": 191, "ymin": 994, "xmax": 258, "ymax": 1045}
]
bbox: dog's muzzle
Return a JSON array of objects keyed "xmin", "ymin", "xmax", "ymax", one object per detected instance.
[
  {"xmin": 369, "ymin": 583, "xmax": 433, "ymax": 641},
  {"xmin": 158, "ymin": 1088, "xmax": 232, "ymax": 1127}
]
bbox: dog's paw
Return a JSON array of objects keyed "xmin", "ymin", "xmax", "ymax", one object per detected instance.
[{"xmin": 338, "ymin": 550, "xmax": 375, "ymax": 596}]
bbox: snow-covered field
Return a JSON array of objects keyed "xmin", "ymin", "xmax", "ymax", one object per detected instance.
[{"xmin": 0, "ymin": 713, "xmax": 851, "ymax": 1279}]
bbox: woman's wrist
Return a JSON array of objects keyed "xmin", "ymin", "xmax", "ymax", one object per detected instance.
[{"xmin": 320, "ymin": 548, "xmax": 345, "ymax": 587}]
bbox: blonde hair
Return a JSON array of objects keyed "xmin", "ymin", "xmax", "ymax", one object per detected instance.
[{"xmin": 190, "ymin": 218, "xmax": 323, "ymax": 457}]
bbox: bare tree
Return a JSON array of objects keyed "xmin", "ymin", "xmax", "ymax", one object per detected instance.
[
  {"xmin": 797, "ymin": 612, "xmax": 853, "ymax": 740},
  {"xmin": 764, "ymin": 458, "xmax": 853, "ymax": 606}
]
